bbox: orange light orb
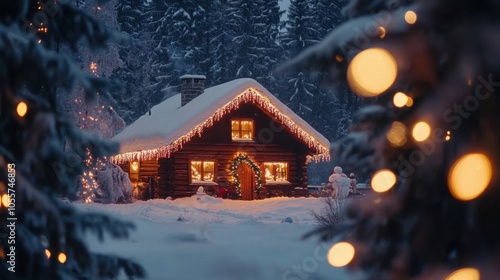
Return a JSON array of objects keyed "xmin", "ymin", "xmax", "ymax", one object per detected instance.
[
  {"xmin": 17, "ymin": 102, "xmax": 28, "ymax": 117},
  {"xmin": 445, "ymin": 267, "xmax": 480, "ymax": 280},
  {"xmin": 405, "ymin": 11, "xmax": 417, "ymax": 24},
  {"xmin": 371, "ymin": 169, "xmax": 397, "ymax": 192},
  {"xmin": 347, "ymin": 48, "xmax": 398, "ymax": 97},
  {"xmin": 393, "ymin": 92, "xmax": 409, "ymax": 108},
  {"xmin": 448, "ymin": 153, "xmax": 492, "ymax": 201},
  {"xmin": 412, "ymin": 122, "xmax": 431, "ymax": 142},
  {"xmin": 327, "ymin": 242, "xmax": 355, "ymax": 267},
  {"xmin": 58, "ymin": 252, "xmax": 67, "ymax": 264}
]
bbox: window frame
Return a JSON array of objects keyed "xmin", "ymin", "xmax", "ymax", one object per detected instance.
[
  {"xmin": 231, "ymin": 118, "xmax": 254, "ymax": 141},
  {"xmin": 263, "ymin": 162, "xmax": 289, "ymax": 183},
  {"xmin": 189, "ymin": 159, "xmax": 217, "ymax": 185}
]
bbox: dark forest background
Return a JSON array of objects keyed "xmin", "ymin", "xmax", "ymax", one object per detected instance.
[{"xmin": 59, "ymin": 0, "xmax": 364, "ymax": 183}]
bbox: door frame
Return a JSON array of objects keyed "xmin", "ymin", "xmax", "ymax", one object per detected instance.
[{"xmin": 230, "ymin": 154, "xmax": 262, "ymax": 199}]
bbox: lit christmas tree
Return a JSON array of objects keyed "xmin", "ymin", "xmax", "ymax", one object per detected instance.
[
  {"xmin": 287, "ymin": 0, "xmax": 500, "ymax": 279},
  {"xmin": 0, "ymin": 1, "xmax": 143, "ymax": 278}
]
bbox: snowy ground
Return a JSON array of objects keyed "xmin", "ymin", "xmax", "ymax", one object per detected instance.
[{"xmin": 75, "ymin": 195, "xmax": 354, "ymax": 280}]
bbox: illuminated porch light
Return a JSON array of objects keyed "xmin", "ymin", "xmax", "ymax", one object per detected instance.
[
  {"xmin": 448, "ymin": 153, "xmax": 492, "ymax": 201},
  {"xmin": 131, "ymin": 161, "xmax": 139, "ymax": 172},
  {"xmin": 347, "ymin": 48, "xmax": 398, "ymax": 97}
]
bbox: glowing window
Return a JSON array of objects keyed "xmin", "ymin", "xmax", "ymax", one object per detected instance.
[
  {"xmin": 231, "ymin": 119, "xmax": 254, "ymax": 140},
  {"xmin": 191, "ymin": 161, "xmax": 215, "ymax": 182},
  {"xmin": 264, "ymin": 162, "xmax": 288, "ymax": 182}
]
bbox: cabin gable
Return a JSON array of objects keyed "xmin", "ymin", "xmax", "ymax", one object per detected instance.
[{"xmin": 113, "ymin": 78, "xmax": 329, "ymax": 200}]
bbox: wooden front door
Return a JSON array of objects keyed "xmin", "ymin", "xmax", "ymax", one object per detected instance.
[{"xmin": 237, "ymin": 163, "xmax": 255, "ymax": 200}]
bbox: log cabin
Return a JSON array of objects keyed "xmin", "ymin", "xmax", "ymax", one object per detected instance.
[{"xmin": 111, "ymin": 76, "xmax": 330, "ymax": 200}]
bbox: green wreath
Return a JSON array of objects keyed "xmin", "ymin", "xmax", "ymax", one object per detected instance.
[{"xmin": 230, "ymin": 153, "xmax": 263, "ymax": 197}]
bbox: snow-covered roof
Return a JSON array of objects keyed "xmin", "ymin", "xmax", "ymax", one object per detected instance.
[{"xmin": 111, "ymin": 78, "xmax": 330, "ymax": 163}]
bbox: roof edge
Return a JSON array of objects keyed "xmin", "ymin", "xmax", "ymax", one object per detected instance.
[{"xmin": 112, "ymin": 85, "xmax": 330, "ymax": 164}]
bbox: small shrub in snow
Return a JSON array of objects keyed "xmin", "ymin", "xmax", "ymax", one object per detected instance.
[
  {"xmin": 95, "ymin": 163, "xmax": 133, "ymax": 204},
  {"xmin": 282, "ymin": 217, "xmax": 293, "ymax": 223},
  {"xmin": 311, "ymin": 196, "xmax": 348, "ymax": 227}
]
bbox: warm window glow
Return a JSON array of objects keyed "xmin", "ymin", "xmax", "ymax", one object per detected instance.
[
  {"xmin": 405, "ymin": 11, "xmax": 417, "ymax": 25},
  {"xmin": 58, "ymin": 252, "xmax": 67, "ymax": 264},
  {"xmin": 347, "ymin": 48, "xmax": 398, "ymax": 97},
  {"xmin": 191, "ymin": 161, "xmax": 215, "ymax": 182},
  {"xmin": 17, "ymin": 101, "xmax": 28, "ymax": 117},
  {"xmin": 412, "ymin": 121, "xmax": 431, "ymax": 142},
  {"xmin": 393, "ymin": 92, "xmax": 409, "ymax": 108},
  {"xmin": 371, "ymin": 169, "xmax": 397, "ymax": 192},
  {"xmin": 231, "ymin": 120, "xmax": 254, "ymax": 140},
  {"xmin": 445, "ymin": 267, "xmax": 480, "ymax": 280},
  {"xmin": 264, "ymin": 162, "xmax": 288, "ymax": 181},
  {"xmin": 327, "ymin": 242, "xmax": 355, "ymax": 267},
  {"xmin": 448, "ymin": 153, "xmax": 492, "ymax": 201}
]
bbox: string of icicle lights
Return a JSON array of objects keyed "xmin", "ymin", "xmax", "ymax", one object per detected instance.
[{"xmin": 111, "ymin": 88, "xmax": 330, "ymax": 164}]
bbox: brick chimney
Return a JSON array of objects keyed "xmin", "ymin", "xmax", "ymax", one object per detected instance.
[{"xmin": 180, "ymin": 74, "xmax": 206, "ymax": 106}]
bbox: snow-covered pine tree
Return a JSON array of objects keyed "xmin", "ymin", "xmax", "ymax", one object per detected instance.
[
  {"xmin": 226, "ymin": 0, "xmax": 281, "ymax": 86},
  {"xmin": 226, "ymin": 0, "xmax": 258, "ymax": 78},
  {"xmin": 143, "ymin": 0, "xmax": 176, "ymax": 107},
  {"xmin": 254, "ymin": 0, "xmax": 283, "ymax": 92},
  {"xmin": 0, "ymin": 1, "xmax": 144, "ymax": 278},
  {"xmin": 208, "ymin": 0, "xmax": 234, "ymax": 86},
  {"xmin": 280, "ymin": 0, "xmax": 320, "ymax": 119},
  {"xmin": 287, "ymin": 0, "xmax": 500, "ymax": 278},
  {"xmin": 111, "ymin": 0, "xmax": 153, "ymax": 123},
  {"xmin": 314, "ymin": 0, "xmax": 347, "ymax": 38}
]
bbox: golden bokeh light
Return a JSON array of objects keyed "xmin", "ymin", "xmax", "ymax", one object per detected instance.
[
  {"xmin": 405, "ymin": 11, "xmax": 417, "ymax": 25},
  {"xmin": 412, "ymin": 121, "xmax": 431, "ymax": 142},
  {"xmin": 2, "ymin": 194, "xmax": 10, "ymax": 208},
  {"xmin": 445, "ymin": 130, "xmax": 451, "ymax": 141},
  {"xmin": 386, "ymin": 121, "xmax": 407, "ymax": 147},
  {"xmin": 347, "ymin": 48, "xmax": 398, "ymax": 97},
  {"xmin": 58, "ymin": 252, "xmax": 67, "ymax": 264},
  {"xmin": 17, "ymin": 101, "xmax": 28, "ymax": 117},
  {"xmin": 327, "ymin": 242, "xmax": 355, "ymax": 267},
  {"xmin": 393, "ymin": 92, "xmax": 409, "ymax": 108},
  {"xmin": 448, "ymin": 153, "xmax": 492, "ymax": 201},
  {"xmin": 445, "ymin": 267, "xmax": 480, "ymax": 280},
  {"xmin": 406, "ymin": 96, "xmax": 414, "ymax": 107},
  {"xmin": 45, "ymin": 249, "xmax": 51, "ymax": 259},
  {"xmin": 371, "ymin": 169, "xmax": 397, "ymax": 192},
  {"xmin": 379, "ymin": 26, "xmax": 386, "ymax": 39}
]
